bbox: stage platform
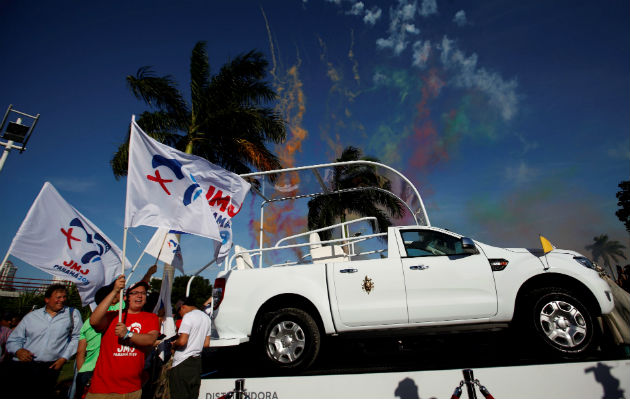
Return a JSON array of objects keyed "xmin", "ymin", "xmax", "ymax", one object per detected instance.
[{"xmin": 200, "ymin": 359, "xmax": 629, "ymax": 398}]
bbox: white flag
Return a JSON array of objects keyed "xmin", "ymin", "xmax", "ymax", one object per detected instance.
[
  {"xmin": 8, "ymin": 183, "xmax": 130, "ymax": 305},
  {"xmin": 144, "ymin": 228, "xmax": 184, "ymax": 273},
  {"xmin": 125, "ymin": 118, "xmax": 221, "ymax": 240},
  {"xmin": 188, "ymin": 158, "xmax": 251, "ymax": 262},
  {"xmin": 153, "ymin": 268, "xmax": 177, "ymax": 339}
]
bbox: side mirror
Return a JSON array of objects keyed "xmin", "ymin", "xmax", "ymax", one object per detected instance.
[{"xmin": 461, "ymin": 237, "xmax": 478, "ymax": 254}]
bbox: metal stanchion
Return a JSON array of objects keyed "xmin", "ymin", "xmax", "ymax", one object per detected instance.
[
  {"xmin": 235, "ymin": 378, "xmax": 246, "ymax": 399},
  {"xmin": 462, "ymin": 369, "xmax": 477, "ymax": 399},
  {"xmin": 218, "ymin": 378, "xmax": 247, "ymax": 399},
  {"xmin": 451, "ymin": 369, "xmax": 494, "ymax": 399}
]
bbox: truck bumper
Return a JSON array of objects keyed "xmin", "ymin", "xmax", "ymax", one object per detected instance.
[{"xmin": 209, "ymin": 322, "xmax": 250, "ymax": 348}]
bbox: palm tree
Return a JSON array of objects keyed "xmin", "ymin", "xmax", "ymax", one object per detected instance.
[
  {"xmin": 585, "ymin": 234, "xmax": 627, "ymax": 278},
  {"xmin": 111, "ymin": 41, "xmax": 286, "ymax": 177},
  {"xmin": 307, "ymin": 146, "xmax": 404, "ymax": 240}
]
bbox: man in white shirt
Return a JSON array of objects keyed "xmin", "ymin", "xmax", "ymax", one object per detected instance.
[{"xmin": 169, "ymin": 297, "xmax": 212, "ymax": 398}]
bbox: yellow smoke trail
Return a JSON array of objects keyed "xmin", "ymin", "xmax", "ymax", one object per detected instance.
[
  {"xmin": 349, "ymin": 30, "xmax": 360, "ymax": 86},
  {"xmin": 318, "ymin": 34, "xmax": 364, "ymax": 158},
  {"xmin": 258, "ymin": 7, "xmax": 310, "ymax": 253},
  {"xmin": 262, "ymin": 7, "xmax": 308, "ymax": 172}
]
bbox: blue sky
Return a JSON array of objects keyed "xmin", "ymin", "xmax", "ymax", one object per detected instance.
[{"xmin": 1, "ymin": 0, "xmax": 628, "ymax": 284}]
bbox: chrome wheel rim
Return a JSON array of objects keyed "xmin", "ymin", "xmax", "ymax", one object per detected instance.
[
  {"xmin": 266, "ymin": 320, "xmax": 306, "ymax": 363},
  {"xmin": 539, "ymin": 300, "xmax": 587, "ymax": 348}
]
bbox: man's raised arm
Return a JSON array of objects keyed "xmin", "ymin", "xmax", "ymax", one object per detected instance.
[{"xmin": 90, "ymin": 275, "xmax": 125, "ymax": 332}]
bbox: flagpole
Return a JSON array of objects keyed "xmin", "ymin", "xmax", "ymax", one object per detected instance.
[
  {"xmin": 0, "ymin": 250, "xmax": 10, "ymax": 271},
  {"xmin": 120, "ymin": 227, "xmax": 129, "ymax": 322},
  {"xmin": 543, "ymin": 252, "xmax": 550, "ymax": 270},
  {"xmin": 126, "ymin": 251, "xmax": 146, "ymax": 284},
  {"xmin": 539, "ymin": 234, "xmax": 552, "ymax": 270},
  {"xmin": 155, "ymin": 230, "xmax": 169, "ymax": 265}
]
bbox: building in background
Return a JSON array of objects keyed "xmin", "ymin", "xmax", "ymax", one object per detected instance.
[{"xmin": 0, "ymin": 260, "xmax": 17, "ymax": 291}]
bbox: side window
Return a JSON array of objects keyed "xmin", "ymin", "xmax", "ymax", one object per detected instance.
[{"xmin": 401, "ymin": 230, "xmax": 464, "ymax": 257}]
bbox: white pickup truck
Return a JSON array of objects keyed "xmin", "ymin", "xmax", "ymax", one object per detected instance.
[{"xmin": 209, "ymin": 161, "xmax": 615, "ymax": 371}]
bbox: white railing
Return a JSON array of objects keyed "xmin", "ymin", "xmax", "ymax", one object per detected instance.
[{"xmin": 227, "ymin": 232, "xmax": 388, "ymax": 271}]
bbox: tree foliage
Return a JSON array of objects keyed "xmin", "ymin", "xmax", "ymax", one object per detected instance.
[
  {"xmin": 111, "ymin": 41, "xmax": 286, "ymax": 177},
  {"xmin": 615, "ymin": 180, "xmax": 630, "ymax": 234},
  {"xmin": 148, "ymin": 275, "xmax": 213, "ymax": 310},
  {"xmin": 307, "ymin": 146, "xmax": 404, "ymax": 240},
  {"xmin": 0, "ymin": 284, "xmax": 91, "ymax": 321},
  {"xmin": 171, "ymin": 275, "xmax": 213, "ymax": 308},
  {"xmin": 585, "ymin": 234, "xmax": 627, "ymax": 277}
]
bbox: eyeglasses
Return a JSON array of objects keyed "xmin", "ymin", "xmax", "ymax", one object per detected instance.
[{"xmin": 128, "ymin": 291, "xmax": 147, "ymax": 297}]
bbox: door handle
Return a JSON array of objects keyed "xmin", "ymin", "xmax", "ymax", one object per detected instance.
[
  {"xmin": 340, "ymin": 268, "xmax": 358, "ymax": 273},
  {"xmin": 409, "ymin": 265, "xmax": 429, "ymax": 270}
]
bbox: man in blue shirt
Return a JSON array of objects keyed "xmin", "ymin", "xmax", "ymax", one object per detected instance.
[{"xmin": 6, "ymin": 283, "xmax": 82, "ymax": 398}]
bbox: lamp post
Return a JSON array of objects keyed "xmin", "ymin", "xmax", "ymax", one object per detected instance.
[{"xmin": 0, "ymin": 105, "xmax": 40, "ymax": 173}]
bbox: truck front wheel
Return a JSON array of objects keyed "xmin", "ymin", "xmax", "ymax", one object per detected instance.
[
  {"xmin": 524, "ymin": 287, "xmax": 599, "ymax": 357},
  {"xmin": 258, "ymin": 307, "xmax": 321, "ymax": 371}
]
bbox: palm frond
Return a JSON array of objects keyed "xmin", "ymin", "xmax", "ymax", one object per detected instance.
[
  {"xmin": 110, "ymin": 113, "xmax": 187, "ymax": 178},
  {"xmin": 209, "ymin": 50, "xmax": 274, "ymax": 105},
  {"xmin": 116, "ymin": 43, "xmax": 286, "ymax": 180},
  {"xmin": 308, "ymin": 196, "xmax": 341, "ymax": 240},
  {"xmin": 111, "ymin": 140, "xmax": 130, "ymax": 179},
  {"xmin": 127, "ymin": 67, "xmax": 189, "ymax": 122},
  {"xmin": 190, "ymin": 41, "xmax": 210, "ymax": 123},
  {"xmin": 307, "ymin": 145, "xmax": 405, "ymax": 238},
  {"xmin": 136, "ymin": 111, "xmax": 187, "ymax": 141}
]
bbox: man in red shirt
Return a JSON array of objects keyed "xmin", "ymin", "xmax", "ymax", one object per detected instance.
[{"xmin": 87, "ymin": 275, "xmax": 159, "ymax": 399}]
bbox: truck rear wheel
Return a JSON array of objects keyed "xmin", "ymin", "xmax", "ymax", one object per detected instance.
[
  {"xmin": 258, "ymin": 307, "xmax": 321, "ymax": 371},
  {"xmin": 523, "ymin": 287, "xmax": 599, "ymax": 357}
]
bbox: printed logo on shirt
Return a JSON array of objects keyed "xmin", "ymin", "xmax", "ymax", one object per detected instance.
[{"xmin": 114, "ymin": 322, "xmax": 142, "ymax": 356}]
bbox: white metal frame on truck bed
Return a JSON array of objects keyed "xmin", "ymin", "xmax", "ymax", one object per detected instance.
[
  {"xmin": 186, "ymin": 160, "xmax": 429, "ymax": 293},
  {"xmin": 235, "ymin": 160, "xmax": 430, "ymax": 269}
]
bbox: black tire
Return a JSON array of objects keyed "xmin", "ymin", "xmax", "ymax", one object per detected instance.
[
  {"xmin": 256, "ymin": 307, "xmax": 321, "ymax": 371},
  {"xmin": 523, "ymin": 287, "xmax": 599, "ymax": 357}
]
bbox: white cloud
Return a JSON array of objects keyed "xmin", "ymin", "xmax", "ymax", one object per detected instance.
[
  {"xmin": 348, "ymin": 1, "xmax": 364, "ymax": 15},
  {"xmin": 401, "ymin": 1, "xmax": 418, "ymax": 19},
  {"xmin": 419, "ymin": 0, "xmax": 437, "ymax": 17},
  {"xmin": 321, "ymin": 0, "xmax": 520, "ymax": 122},
  {"xmin": 514, "ymin": 131, "xmax": 539, "ymax": 153},
  {"xmin": 363, "ymin": 6, "xmax": 382, "ymax": 25},
  {"xmin": 404, "ymin": 23, "xmax": 420, "ymax": 34},
  {"xmin": 412, "ymin": 40, "xmax": 431, "ymax": 68},
  {"xmin": 376, "ymin": 0, "xmax": 421, "ymax": 55},
  {"xmin": 453, "ymin": 10, "xmax": 467, "ymax": 26},
  {"xmin": 52, "ymin": 178, "xmax": 97, "ymax": 193},
  {"xmin": 327, "ymin": 0, "xmax": 382, "ymax": 25},
  {"xmin": 438, "ymin": 35, "xmax": 454, "ymax": 64},
  {"xmin": 437, "ymin": 35, "xmax": 518, "ymax": 121},
  {"xmin": 608, "ymin": 141, "xmax": 630, "ymax": 160},
  {"xmin": 372, "ymin": 71, "xmax": 388, "ymax": 85},
  {"xmin": 505, "ymin": 161, "xmax": 539, "ymax": 184}
]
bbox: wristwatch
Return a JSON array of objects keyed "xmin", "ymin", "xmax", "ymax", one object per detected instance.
[{"xmin": 124, "ymin": 330, "xmax": 134, "ymax": 340}]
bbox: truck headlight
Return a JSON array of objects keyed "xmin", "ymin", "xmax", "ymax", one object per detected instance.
[{"xmin": 574, "ymin": 256, "xmax": 596, "ymax": 270}]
